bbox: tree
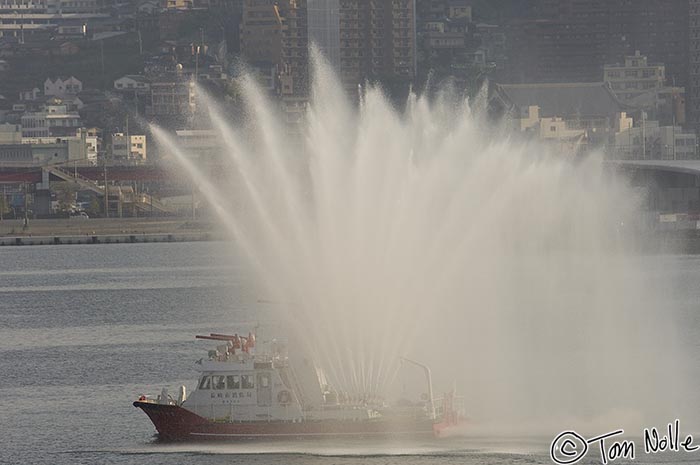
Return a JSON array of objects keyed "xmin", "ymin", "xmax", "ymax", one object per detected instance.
[
  {"xmin": 88, "ymin": 196, "xmax": 102, "ymax": 217},
  {"xmin": 0, "ymin": 193, "xmax": 8, "ymax": 220},
  {"xmin": 53, "ymin": 182, "xmax": 79, "ymax": 213}
]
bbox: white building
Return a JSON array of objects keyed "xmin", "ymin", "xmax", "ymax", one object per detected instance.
[
  {"xmin": 175, "ymin": 129, "xmax": 221, "ymax": 160},
  {"xmin": 0, "ymin": 123, "xmax": 21, "ymax": 144},
  {"xmin": 148, "ymin": 79, "xmax": 195, "ymax": 118},
  {"xmin": 112, "ymin": 133, "xmax": 147, "ymax": 162},
  {"xmin": 19, "ymin": 87, "xmax": 41, "ymax": 101},
  {"xmin": 44, "ymin": 76, "xmax": 82, "ymax": 98},
  {"xmin": 0, "ymin": 0, "xmax": 108, "ymax": 36},
  {"xmin": 20, "ymin": 101, "xmax": 82, "ymax": 138},
  {"xmin": 518, "ymin": 105, "xmax": 587, "ymax": 152},
  {"xmin": 19, "ymin": 130, "xmax": 92, "ymax": 166},
  {"xmin": 448, "ymin": 1, "xmax": 471, "ymax": 20},
  {"xmin": 604, "ymin": 51, "xmax": 665, "ymax": 103},
  {"xmin": 114, "ymin": 75, "xmax": 150, "ymax": 93},
  {"xmin": 84, "ymin": 134, "xmax": 99, "ymax": 164},
  {"xmin": 613, "ymin": 121, "xmax": 697, "ymax": 160},
  {"xmin": 492, "ymin": 82, "xmax": 626, "ymax": 147}
]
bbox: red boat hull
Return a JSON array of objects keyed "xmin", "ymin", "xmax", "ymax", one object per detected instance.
[{"xmin": 133, "ymin": 401, "xmax": 440, "ymax": 441}]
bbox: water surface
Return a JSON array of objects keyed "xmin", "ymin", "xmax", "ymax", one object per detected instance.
[{"xmin": 1, "ymin": 242, "xmax": 698, "ymax": 465}]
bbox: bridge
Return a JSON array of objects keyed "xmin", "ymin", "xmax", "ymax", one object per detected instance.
[
  {"xmin": 0, "ymin": 165, "xmax": 183, "ymax": 216},
  {"xmin": 0, "ymin": 165, "xmax": 173, "ymax": 183},
  {"xmin": 2, "ymin": 159, "xmax": 699, "ymax": 218},
  {"xmin": 606, "ymin": 160, "xmax": 700, "ymax": 176},
  {"xmin": 603, "ymin": 160, "xmax": 700, "ymax": 222},
  {"xmin": 4, "ymin": 160, "xmax": 700, "ymax": 185}
]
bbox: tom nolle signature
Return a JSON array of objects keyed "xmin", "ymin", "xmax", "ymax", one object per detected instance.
[{"xmin": 550, "ymin": 419, "xmax": 698, "ymax": 464}]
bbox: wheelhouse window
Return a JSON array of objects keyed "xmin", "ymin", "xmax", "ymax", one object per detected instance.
[
  {"xmin": 213, "ymin": 375, "xmax": 226, "ymax": 390},
  {"xmin": 198, "ymin": 376, "xmax": 211, "ymax": 390},
  {"xmin": 241, "ymin": 374, "xmax": 254, "ymax": 389},
  {"xmin": 226, "ymin": 375, "xmax": 240, "ymax": 389}
]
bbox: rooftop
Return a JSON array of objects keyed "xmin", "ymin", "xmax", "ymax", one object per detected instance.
[
  {"xmin": 117, "ymin": 74, "xmax": 149, "ymax": 83},
  {"xmin": 494, "ymin": 82, "xmax": 627, "ymax": 118}
]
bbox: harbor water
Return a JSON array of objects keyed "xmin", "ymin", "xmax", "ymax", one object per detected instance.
[{"xmin": 2, "ymin": 241, "xmax": 699, "ymax": 465}]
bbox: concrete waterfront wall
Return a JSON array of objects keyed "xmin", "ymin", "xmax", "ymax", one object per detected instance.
[{"xmin": 0, "ymin": 232, "xmax": 214, "ymax": 246}]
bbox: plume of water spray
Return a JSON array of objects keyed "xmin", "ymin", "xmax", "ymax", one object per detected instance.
[{"xmin": 154, "ymin": 52, "xmax": 689, "ymax": 431}]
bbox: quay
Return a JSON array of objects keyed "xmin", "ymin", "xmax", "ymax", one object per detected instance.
[
  {"xmin": 0, "ymin": 217, "xmax": 220, "ymax": 246},
  {"xmin": 0, "ymin": 232, "xmax": 214, "ymax": 246}
]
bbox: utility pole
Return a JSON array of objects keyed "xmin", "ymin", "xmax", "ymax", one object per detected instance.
[
  {"xmin": 672, "ymin": 76, "xmax": 677, "ymax": 160},
  {"xmin": 628, "ymin": 119, "xmax": 632, "ymax": 159},
  {"xmin": 672, "ymin": 97, "xmax": 677, "ymax": 161},
  {"xmin": 191, "ymin": 183, "xmax": 196, "ymax": 220},
  {"xmin": 23, "ymin": 182, "xmax": 28, "ymax": 230},
  {"xmin": 195, "ymin": 27, "xmax": 204, "ymax": 82},
  {"xmin": 137, "ymin": 29, "xmax": 143, "ymax": 56},
  {"xmin": 195, "ymin": 45, "xmax": 199, "ymax": 82},
  {"xmin": 100, "ymin": 39, "xmax": 105, "ymax": 89},
  {"xmin": 1, "ymin": 184, "xmax": 5, "ymax": 221},
  {"xmin": 642, "ymin": 111, "xmax": 646, "ymax": 160},
  {"xmin": 103, "ymin": 164, "xmax": 109, "ymax": 218},
  {"xmin": 125, "ymin": 114, "xmax": 130, "ymax": 162}
]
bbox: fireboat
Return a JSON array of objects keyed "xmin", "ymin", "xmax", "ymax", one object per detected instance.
[{"xmin": 133, "ymin": 331, "xmax": 465, "ymax": 441}]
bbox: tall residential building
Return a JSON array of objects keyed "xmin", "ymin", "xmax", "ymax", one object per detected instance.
[
  {"xmin": 307, "ymin": 0, "xmax": 340, "ymax": 69},
  {"xmin": 689, "ymin": 0, "xmax": 700, "ymax": 129},
  {"xmin": 279, "ymin": 0, "xmax": 308, "ymax": 98},
  {"xmin": 338, "ymin": 1, "xmax": 369, "ymax": 91},
  {"xmin": 604, "ymin": 51, "xmax": 666, "ymax": 103},
  {"xmin": 338, "ymin": 0, "xmax": 417, "ymax": 91},
  {"xmin": 508, "ymin": 1, "xmax": 688, "ymax": 86},
  {"xmin": 277, "ymin": 0, "xmax": 308, "ymax": 135},
  {"xmin": 240, "ymin": 0, "xmax": 285, "ymax": 67},
  {"xmin": 415, "ymin": 0, "xmax": 473, "ymax": 83},
  {"xmin": 238, "ymin": 0, "xmax": 416, "ymax": 99},
  {"xmin": 239, "ymin": 0, "xmax": 308, "ymax": 95}
]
